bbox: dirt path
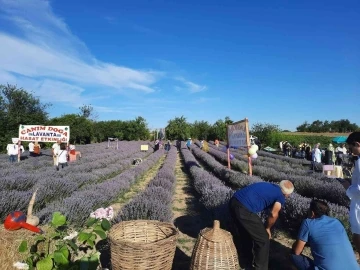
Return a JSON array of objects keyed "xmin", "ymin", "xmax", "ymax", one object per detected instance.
[
  {"xmin": 110, "ymin": 155, "xmax": 166, "ymax": 217},
  {"xmin": 171, "ymin": 152, "xmax": 213, "ymax": 270}
]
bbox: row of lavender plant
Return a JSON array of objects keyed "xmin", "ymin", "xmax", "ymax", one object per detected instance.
[
  {"xmin": 35, "ymin": 149, "xmax": 165, "ymax": 226},
  {"xmin": 114, "ymin": 147, "xmax": 178, "ymax": 223},
  {"xmin": 32, "ymin": 151, "xmax": 151, "ymax": 213},
  {"xmin": 189, "ymin": 145, "xmax": 349, "ymax": 233},
  {"xmin": 216, "ymin": 141, "xmax": 311, "ymax": 166},
  {"xmin": 204, "ymin": 142, "xmax": 349, "ymax": 207},
  {"xmin": 0, "ymin": 141, "xmax": 145, "ymax": 192},
  {"xmin": 180, "ymin": 143, "xmax": 234, "ymax": 227},
  {"xmin": 209, "ymin": 142, "xmax": 308, "ymax": 174},
  {"xmin": 0, "ymin": 143, "xmax": 150, "ymax": 222}
]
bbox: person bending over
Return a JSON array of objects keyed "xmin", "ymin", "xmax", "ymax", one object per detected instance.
[{"xmin": 229, "ymin": 180, "xmax": 294, "ymax": 270}]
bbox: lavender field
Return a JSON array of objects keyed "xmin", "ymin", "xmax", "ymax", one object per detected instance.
[{"xmin": 0, "ymin": 140, "xmax": 354, "ymax": 269}]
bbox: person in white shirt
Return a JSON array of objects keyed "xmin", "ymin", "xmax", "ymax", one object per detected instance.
[
  {"xmin": 336, "ymin": 144, "xmax": 348, "ymax": 165},
  {"xmin": 52, "ymin": 140, "xmax": 61, "ymax": 165},
  {"xmin": 28, "ymin": 141, "xmax": 35, "ymax": 157},
  {"xmin": 6, "ymin": 143, "xmax": 18, "ymax": 163},
  {"xmin": 55, "ymin": 143, "xmax": 68, "ymax": 171},
  {"xmin": 336, "ymin": 144, "xmax": 347, "ymax": 154},
  {"xmin": 341, "ymin": 132, "xmax": 360, "ymax": 256},
  {"xmin": 312, "ymin": 143, "xmax": 322, "ymax": 171}
]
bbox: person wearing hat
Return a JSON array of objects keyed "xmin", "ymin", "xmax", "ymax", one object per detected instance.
[
  {"xmin": 186, "ymin": 138, "xmax": 192, "ymax": 150},
  {"xmin": 229, "ymin": 180, "xmax": 294, "ymax": 270}
]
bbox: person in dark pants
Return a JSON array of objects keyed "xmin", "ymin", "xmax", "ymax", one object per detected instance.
[
  {"xmin": 153, "ymin": 140, "xmax": 160, "ymax": 152},
  {"xmin": 291, "ymin": 199, "xmax": 359, "ymax": 270},
  {"xmin": 229, "ymin": 180, "xmax": 294, "ymax": 270},
  {"xmin": 176, "ymin": 140, "xmax": 181, "ymax": 152}
]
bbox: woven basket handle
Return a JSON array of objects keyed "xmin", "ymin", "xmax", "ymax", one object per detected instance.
[{"xmin": 213, "ymin": 220, "xmax": 220, "ymax": 230}]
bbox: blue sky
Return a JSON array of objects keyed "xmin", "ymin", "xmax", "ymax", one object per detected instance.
[{"xmin": 0, "ymin": 0, "xmax": 359, "ymax": 131}]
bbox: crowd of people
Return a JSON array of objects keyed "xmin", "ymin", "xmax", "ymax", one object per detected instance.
[
  {"xmin": 6, "ymin": 139, "xmax": 81, "ymax": 171},
  {"xmin": 230, "ymin": 131, "xmax": 360, "ymax": 269}
]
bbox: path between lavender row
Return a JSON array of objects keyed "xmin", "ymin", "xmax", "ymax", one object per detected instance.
[
  {"xmin": 171, "ymin": 152, "xmax": 212, "ymax": 270},
  {"xmin": 110, "ymin": 155, "xmax": 166, "ymax": 216}
]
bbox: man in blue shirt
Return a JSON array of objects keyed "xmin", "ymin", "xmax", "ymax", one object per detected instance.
[
  {"xmin": 229, "ymin": 180, "xmax": 294, "ymax": 270},
  {"xmin": 291, "ymin": 199, "xmax": 359, "ymax": 270}
]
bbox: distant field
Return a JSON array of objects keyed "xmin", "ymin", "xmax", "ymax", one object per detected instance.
[{"xmin": 282, "ymin": 132, "xmax": 351, "ymax": 137}]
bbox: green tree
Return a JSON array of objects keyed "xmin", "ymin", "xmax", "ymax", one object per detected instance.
[
  {"xmin": 190, "ymin": 120, "xmax": 211, "ymax": 140},
  {"xmin": 207, "ymin": 116, "xmax": 233, "ymax": 141},
  {"xmin": 79, "ymin": 104, "xmax": 98, "ymax": 121},
  {"xmin": 296, "ymin": 119, "xmax": 358, "ymax": 133},
  {"xmin": 0, "ymin": 84, "xmax": 50, "ymax": 151},
  {"xmin": 251, "ymin": 123, "xmax": 281, "ymax": 146},
  {"xmin": 208, "ymin": 119, "xmax": 226, "ymax": 141},
  {"xmin": 296, "ymin": 121, "xmax": 310, "ymax": 132},
  {"xmin": 166, "ymin": 116, "xmax": 191, "ymax": 140},
  {"xmin": 48, "ymin": 114, "xmax": 93, "ymax": 144}
]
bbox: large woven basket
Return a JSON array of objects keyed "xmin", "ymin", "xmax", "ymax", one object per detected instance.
[
  {"xmin": 109, "ymin": 220, "xmax": 179, "ymax": 270},
  {"xmin": 190, "ymin": 220, "xmax": 239, "ymax": 270}
]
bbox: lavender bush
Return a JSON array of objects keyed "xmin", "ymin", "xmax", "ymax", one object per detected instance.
[
  {"xmin": 36, "ymin": 149, "xmax": 165, "ymax": 226},
  {"xmin": 190, "ymin": 143, "xmax": 349, "ymax": 234},
  {"xmin": 205, "ymin": 141, "xmax": 349, "ymax": 207},
  {"xmin": 115, "ymin": 147, "xmax": 177, "ymax": 222},
  {"xmin": 0, "ymin": 141, "xmax": 153, "ymax": 222},
  {"xmin": 180, "ymin": 143, "xmax": 234, "ymax": 228}
]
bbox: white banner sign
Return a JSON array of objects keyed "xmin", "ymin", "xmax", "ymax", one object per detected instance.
[
  {"xmin": 227, "ymin": 120, "xmax": 249, "ymax": 148},
  {"xmin": 19, "ymin": 125, "xmax": 70, "ymax": 142}
]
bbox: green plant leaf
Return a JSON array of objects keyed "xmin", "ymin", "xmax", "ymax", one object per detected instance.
[
  {"xmin": 19, "ymin": 240, "xmax": 28, "ymax": 253},
  {"xmin": 85, "ymin": 217, "xmax": 97, "ymax": 227},
  {"xmin": 89, "ymin": 233, "xmax": 96, "ymax": 242},
  {"xmin": 88, "ymin": 254, "xmax": 100, "ymax": 270},
  {"xmin": 36, "ymin": 256, "xmax": 53, "ymax": 270},
  {"xmin": 51, "ymin": 212, "xmax": 66, "ymax": 227},
  {"xmin": 26, "ymin": 257, "xmax": 34, "ymax": 270},
  {"xmin": 35, "ymin": 235, "xmax": 46, "ymax": 242},
  {"xmin": 78, "ymin": 232, "xmax": 91, "ymax": 242},
  {"xmin": 101, "ymin": 219, "xmax": 111, "ymax": 231},
  {"xmin": 86, "ymin": 239, "xmax": 95, "ymax": 248},
  {"xmin": 66, "ymin": 240, "xmax": 78, "ymax": 251},
  {"xmin": 60, "ymin": 246, "xmax": 70, "ymax": 260},
  {"xmin": 54, "ymin": 250, "xmax": 69, "ymax": 265},
  {"xmin": 94, "ymin": 230, "xmax": 106, "ymax": 240},
  {"xmin": 49, "ymin": 232, "xmax": 61, "ymax": 239}
]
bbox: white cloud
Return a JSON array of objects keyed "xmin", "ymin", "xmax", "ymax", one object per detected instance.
[
  {"xmin": 0, "ymin": 0, "xmax": 160, "ymax": 100},
  {"xmin": 0, "ymin": 0, "xmax": 208, "ymax": 120},
  {"xmin": 175, "ymin": 77, "xmax": 207, "ymax": 93}
]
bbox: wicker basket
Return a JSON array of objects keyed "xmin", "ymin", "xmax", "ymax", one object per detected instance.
[
  {"xmin": 109, "ymin": 220, "xmax": 179, "ymax": 270},
  {"xmin": 190, "ymin": 220, "xmax": 239, "ymax": 270}
]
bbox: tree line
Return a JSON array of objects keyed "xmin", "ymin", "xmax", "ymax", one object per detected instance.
[
  {"xmin": 1, "ymin": 84, "xmax": 358, "ymax": 152},
  {"xmin": 296, "ymin": 120, "xmax": 358, "ymax": 133},
  {"xmin": 0, "ymin": 84, "xmax": 149, "ymax": 152}
]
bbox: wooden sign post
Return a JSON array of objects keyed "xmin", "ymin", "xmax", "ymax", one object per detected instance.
[{"xmin": 227, "ymin": 118, "xmax": 252, "ymax": 176}]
